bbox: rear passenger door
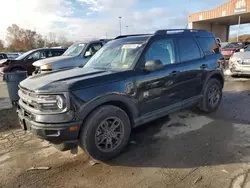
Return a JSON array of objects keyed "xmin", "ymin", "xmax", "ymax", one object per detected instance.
[{"xmin": 175, "ymin": 37, "xmax": 205, "ymax": 101}]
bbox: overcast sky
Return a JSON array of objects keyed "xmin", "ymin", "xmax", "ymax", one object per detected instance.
[{"xmin": 0, "ymin": 0, "xmax": 249, "ymax": 41}]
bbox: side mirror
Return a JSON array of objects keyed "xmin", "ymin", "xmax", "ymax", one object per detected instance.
[
  {"xmin": 85, "ymin": 51, "xmax": 92, "ymax": 58},
  {"xmin": 27, "ymin": 56, "xmax": 33, "ymax": 60},
  {"xmin": 144, "ymin": 60, "xmax": 164, "ymax": 72}
]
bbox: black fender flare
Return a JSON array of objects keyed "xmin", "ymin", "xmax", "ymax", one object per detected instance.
[
  {"xmin": 202, "ymin": 70, "xmax": 224, "ymax": 92},
  {"xmin": 76, "ymin": 94, "xmax": 139, "ymax": 126}
]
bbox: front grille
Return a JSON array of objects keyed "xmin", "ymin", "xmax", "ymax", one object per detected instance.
[{"xmin": 18, "ymin": 88, "xmax": 39, "ymax": 110}]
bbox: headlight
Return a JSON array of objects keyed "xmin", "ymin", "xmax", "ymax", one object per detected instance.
[
  {"xmin": 36, "ymin": 95, "xmax": 66, "ymax": 111},
  {"xmin": 237, "ymin": 59, "xmax": 242, "ymax": 64},
  {"xmin": 40, "ymin": 64, "xmax": 52, "ymax": 71}
]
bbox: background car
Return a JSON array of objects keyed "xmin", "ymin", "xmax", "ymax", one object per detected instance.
[
  {"xmin": 221, "ymin": 42, "xmax": 250, "ymax": 60},
  {"xmin": 0, "ymin": 47, "xmax": 66, "ymax": 75},
  {"xmin": 32, "ymin": 39, "xmax": 111, "ymax": 74},
  {"xmin": 229, "ymin": 45, "xmax": 250, "ymax": 75}
]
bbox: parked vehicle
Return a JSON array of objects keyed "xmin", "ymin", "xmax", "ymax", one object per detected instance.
[
  {"xmin": 17, "ymin": 29, "xmax": 224, "ymax": 161},
  {"xmin": 32, "ymin": 39, "xmax": 110, "ymax": 74},
  {"xmin": 0, "ymin": 48, "xmax": 66, "ymax": 75},
  {"xmin": 221, "ymin": 42, "xmax": 250, "ymax": 60},
  {"xmin": 229, "ymin": 45, "xmax": 250, "ymax": 75},
  {"xmin": 0, "ymin": 53, "xmax": 8, "ymax": 60}
]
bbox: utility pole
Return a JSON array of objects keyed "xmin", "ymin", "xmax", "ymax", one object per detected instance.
[
  {"xmin": 237, "ymin": 15, "xmax": 241, "ymax": 42},
  {"xmin": 119, "ymin": 16, "xmax": 122, "ymax": 35}
]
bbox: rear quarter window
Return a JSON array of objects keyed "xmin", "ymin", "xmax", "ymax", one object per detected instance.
[{"xmin": 197, "ymin": 37, "xmax": 220, "ymax": 55}]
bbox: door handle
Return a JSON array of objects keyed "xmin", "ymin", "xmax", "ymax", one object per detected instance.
[
  {"xmin": 200, "ymin": 64, "xmax": 208, "ymax": 69},
  {"xmin": 169, "ymin": 71, "xmax": 180, "ymax": 77}
]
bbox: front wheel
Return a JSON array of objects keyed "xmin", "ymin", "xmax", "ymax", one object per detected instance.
[
  {"xmin": 198, "ymin": 79, "xmax": 222, "ymax": 113},
  {"xmin": 79, "ymin": 105, "xmax": 131, "ymax": 161}
]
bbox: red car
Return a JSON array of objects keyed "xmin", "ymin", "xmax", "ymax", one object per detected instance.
[{"xmin": 221, "ymin": 42, "xmax": 250, "ymax": 60}]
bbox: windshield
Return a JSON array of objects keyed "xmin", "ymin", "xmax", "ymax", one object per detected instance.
[
  {"xmin": 246, "ymin": 46, "xmax": 250, "ymax": 51},
  {"xmin": 63, "ymin": 43, "xmax": 85, "ymax": 57},
  {"xmin": 224, "ymin": 42, "xmax": 244, "ymax": 48},
  {"xmin": 85, "ymin": 40, "xmax": 145, "ymax": 70},
  {"xmin": 15, "ymin": 50, "xmax": 35, "ymax": 60}
]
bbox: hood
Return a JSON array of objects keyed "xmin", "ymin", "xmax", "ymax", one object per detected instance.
[
  {"xmin": 32, "ymin": 56, "xmax": 73, "ymax": 67},
  {"xmin": 0, "ymin": 59, "xmax": 8, "ymax": 65},
  {"xmin": 20, "ymin": 67, "xmax": 130, "ymax": 92},
  {"xmin": 232, "ymin": 51, "xmax": 250, "ymax": 59}
]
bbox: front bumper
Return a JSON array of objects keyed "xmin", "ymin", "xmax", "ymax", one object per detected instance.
[
  {"xmin": 17, "ymin": 106, "xmax": 82, "ymax": 150},
  {"xmin": 229, "ymin": 61, "xmax": 250, "ymax": 75}
]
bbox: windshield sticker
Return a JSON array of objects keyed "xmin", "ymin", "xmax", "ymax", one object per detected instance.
[
  {"xmin": 79, "ymin": 44, "xmax": 85, "ymax": 46},
  {"xmin": 122, "ymin": 44, "xmax": 141, "ymax": 49}
]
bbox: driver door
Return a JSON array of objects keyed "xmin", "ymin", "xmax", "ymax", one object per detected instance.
[
  {"xmin": 26, "ymin": 50, "xmax": 47, "ymax": 73},
  {"xmin": 136, "ymin": 38, "xmax": 182, "ymax": 115}
]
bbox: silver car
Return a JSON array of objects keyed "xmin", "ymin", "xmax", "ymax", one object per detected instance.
[
  {"xmin": 32, "ymin": 40, "xmax": 110, "ymax": 74},
  {"xmin": 229, "ymin": 45, "xmax": 250, "ymax": 75}
]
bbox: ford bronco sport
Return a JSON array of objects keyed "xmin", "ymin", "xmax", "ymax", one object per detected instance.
[{"xmin": 17, "ymin": 29, "xmax": 224, "ymax": 161}]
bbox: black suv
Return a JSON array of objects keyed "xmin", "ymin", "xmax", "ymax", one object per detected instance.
[{"xmin": 17, "ymin": 29, "xmax": 224, "ymax": 161}]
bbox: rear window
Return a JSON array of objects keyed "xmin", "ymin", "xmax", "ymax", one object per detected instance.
[
  {"xmin": 224, "ymin": 42, "xmax": 244, "ymax": 48},
  {"xmin": 197, "ymin": 37, "xmax": 220, "ymax": 55}
]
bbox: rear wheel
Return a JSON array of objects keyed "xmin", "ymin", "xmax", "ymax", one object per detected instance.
[
  {"xmin": 79, "ymin": 105, "xmax": 131, "ymax": 161},
  {"xmin": 198, "ymin": 78, "xmax": 222, "ymax": 113}
]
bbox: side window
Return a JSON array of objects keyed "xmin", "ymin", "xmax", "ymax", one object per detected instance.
[
  {"xmin": 47, "ymin": 51, "xmax": 53, "ymax": 58},
  {"xmin": 145, "ymin": 39, "xmax": 175, "ymax": 66},
  {"xmin": 197, "ymin": 37, "xmax": 220, "ymax": 55},
  {"xmin": 178, "ymin": 37, "xmax": 201, "ymax": 62},
  {"xmin": 84, "ymin": 43, "xmax": 103, "ymax": 57},
  {"xmin": 28, "ymin": 51, "xmax": 46, "ymax": 60},
  {"xmin": 52, "ymin": 50, "xmax": 64, "ymax": 57}
]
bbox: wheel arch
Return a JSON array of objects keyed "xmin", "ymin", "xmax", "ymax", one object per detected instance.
[
  {"xmin": 76, "ymin": 94, "xmax": 139, "ymax": 135},
  {"xmin": 9, "ymin": 66, "xmax": 26, "ymax": 72},
  {"xmin": 203, "ymin": 70, "xmax": 224, "ymax": 92}
]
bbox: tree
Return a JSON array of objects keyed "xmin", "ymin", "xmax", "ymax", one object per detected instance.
[
  {"xmin": 57, "ymin": 35, "xmax": 67, "ymax": 46},
  {"xmin": 0, "ymin": 40, "xmax": 4, "ymax": 50},
  {"xmin": 6, "ymin": 24, "xmax": 46, "ymax": 52},
  {"xmin": 239, "ymin": 34, "xmax": 250, "ymax": 42},
  {"xmin": 229, "ymin": 34, "xmax": 250, "ymax": 42}
]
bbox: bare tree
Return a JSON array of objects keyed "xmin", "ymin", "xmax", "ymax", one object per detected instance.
[
  {"xmin": 6, "ymin": 24, "xmax": 45, "ymax": 51},
  {"xmin": 0, "ymin": 40, "xmax": 4, "ymax": 50}
]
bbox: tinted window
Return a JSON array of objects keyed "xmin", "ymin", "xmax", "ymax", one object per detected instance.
[
  {"xmin": 198, "ymin": 37, "xmax": 220, "ymax": 55},
  {"xmin": 224, "ymin": 42, "xmax": 244, "ymax": 48},
  {"xmin": 48, "ymin": 50, "xmax": 64, "ymax": 57},
  {"xmin": 145, "ymin": 39, "xmax": 175, "ymax": 66},
  {"xmin": 28, "ymin": 51, "xmax": 46, "ymax": 60},
  {"xmin": 178, "ymin": 37, "xmax": 201, "ymax": 62}
]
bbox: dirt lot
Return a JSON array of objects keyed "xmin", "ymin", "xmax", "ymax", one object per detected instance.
[{"xmin": 1, "ymin": 78, "xmax": 250, "ymax": 188}]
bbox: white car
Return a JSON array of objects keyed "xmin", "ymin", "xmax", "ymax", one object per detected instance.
[{"xmin": 229, "ymin": 45, "xmax": 250, "ymax": 75}]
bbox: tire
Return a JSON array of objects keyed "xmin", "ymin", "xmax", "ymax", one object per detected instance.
[
  {"xmin": 10, "ymin": 67, "xmax": 26, "ymax": 72},
  {"xmin": 79, "ymin": 105, "xmax": 131, "ymax": 161},
  {"xmin": 198, "ymin": 78, "xmax": 222, "ymax": 113}
]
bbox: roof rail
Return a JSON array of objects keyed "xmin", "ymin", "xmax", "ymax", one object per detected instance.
[
  {"xmin": 115, "ymin": 34, "xmax": 150, "ymax": 39},
  {"xmin": 155, "ymin": 29, "xmax": 207, "ymax": 35}
]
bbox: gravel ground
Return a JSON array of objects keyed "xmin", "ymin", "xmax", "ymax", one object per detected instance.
[{"xmin": 1, "ymin": 77, "xmax": 250, "ymax": 188}]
